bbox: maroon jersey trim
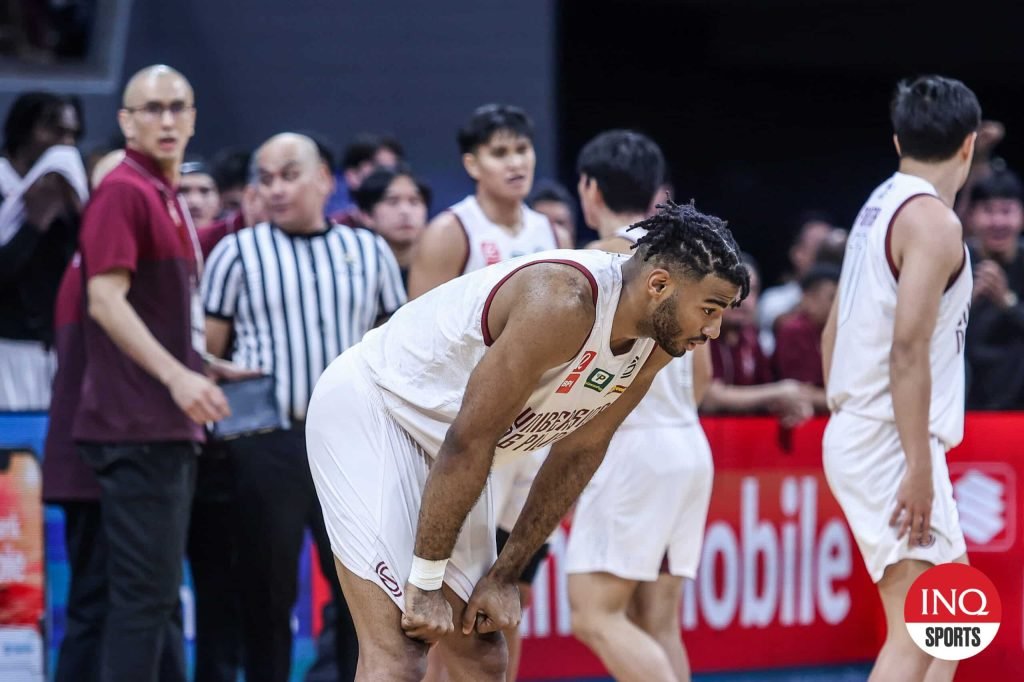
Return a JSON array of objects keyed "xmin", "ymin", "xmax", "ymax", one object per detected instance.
[{"xmin": 481, "ymin": 259, "xmax": 599, "ymax": 347}]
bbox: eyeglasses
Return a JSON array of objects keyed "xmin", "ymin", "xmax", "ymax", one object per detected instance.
[{"xmin": 123, "ymin": 101, "xmax": 194, "ymax": 119}]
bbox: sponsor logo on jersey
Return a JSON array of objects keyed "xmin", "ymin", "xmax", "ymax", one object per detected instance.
[
  {"xmin": 375, "ymin": 561, "xmax": 403, "ymax": 598},
  {"xmin": 611, "ymin": 384, "xmax": 627, "ymax": 394},
  {"xmin": 584, "ymin": 368, "xmax": 614, "ymax": 392},
  {"xmin": 481, "ymin": 241, "xmax": 501, "ymax": 265},
  {"xmin": 556, "ymin": 373, "xmax": 581, "ymax": 394},
  {"xmin": 620, "ymin": 355, "xmax": 641, "ymax": 379},
  {"xmin": 573, "ymin": 350, "xmax": 597, "ymax": 373}
]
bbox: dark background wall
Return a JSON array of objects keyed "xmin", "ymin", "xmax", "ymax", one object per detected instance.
[
  {"xmin": 5, "ymin": 0, "xmax": 1022, "ymax": 284},
  {"xmin": 558, "ymin": 0, "xmax": 1024, "ymax": 282},
  {"xmin": 2, "ymin": 0, "xmax": 558, "ymax": 211}
]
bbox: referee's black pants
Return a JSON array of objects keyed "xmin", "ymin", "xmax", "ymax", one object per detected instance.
[
  {"xmin": 79, "ymin": 441, "xmax": 197, "ymax": 682},
  {"xmin": 187, "ymin": 448, "xmax": 243, "ymax": 682},
  {"xmin": 227, "ymin": 426, "xmax": 353, "ymax": 682}
]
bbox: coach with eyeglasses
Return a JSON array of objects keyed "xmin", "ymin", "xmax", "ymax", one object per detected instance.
[{"xmin": 74, "ymin": 64, "xmax": 234, "ymax": 682}]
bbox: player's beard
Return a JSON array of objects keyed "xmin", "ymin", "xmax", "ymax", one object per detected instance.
[{"xmin": 643, "ymin": 292, "xmax": 688, "ymax": 357}]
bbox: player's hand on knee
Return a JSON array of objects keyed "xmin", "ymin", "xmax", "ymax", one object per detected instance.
[
  {"xmin": 462, "ymin": 574, "xmax": 521, "ymax": 635},
  {"xmin": 891, "ymin": 468, "xmax": 934, "ymax": 547},
  {"xmin": 401, "ymin": 584, "xmax": 454, "ymax": 643}
]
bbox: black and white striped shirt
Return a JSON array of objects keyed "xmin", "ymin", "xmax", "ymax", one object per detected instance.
[{"xmin": 202, "ymin": 221, "xmax": 406, "ymax": 421}]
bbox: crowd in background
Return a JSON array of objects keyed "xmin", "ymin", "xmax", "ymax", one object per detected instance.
[{"xmin": 1, "ymin": 69, "xmax": 1022, "ymax": 682}]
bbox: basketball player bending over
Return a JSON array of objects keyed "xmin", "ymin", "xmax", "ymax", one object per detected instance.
[
  {"xmin": 306, "ymin": 202, "xmax": 748, "ymax": 680},
  {"xmin": 823, "ymin": 75, "xmax": 980, "ymax": 682}
]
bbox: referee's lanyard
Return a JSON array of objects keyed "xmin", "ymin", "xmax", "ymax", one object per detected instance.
[{"xmin": 123, "ymin": 157, "xmax": 207, "ymax": 353}]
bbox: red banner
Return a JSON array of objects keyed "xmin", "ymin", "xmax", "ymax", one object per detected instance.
[{"xmin": 518, "ymin": 415, "xmax": 1024, "ymax": 680}]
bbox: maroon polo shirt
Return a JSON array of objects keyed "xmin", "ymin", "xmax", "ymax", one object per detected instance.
[
  {"xmin": 42, "ymin": 256, "xmax": 101, "ymax": 502},
  {"xmin": 772, "ymin": 310, "xmax": 825, "ymax": 387},
  {"xmin": 73, "ymin": 148, "xmax": 205, "ymax": 444},
  {"xmin": 711, "ymin": 324, "xmax": 775, "ymax": 386},
  {"xmin": 198, "ymin": 210, "xmax": 245, "ymax": 258}
]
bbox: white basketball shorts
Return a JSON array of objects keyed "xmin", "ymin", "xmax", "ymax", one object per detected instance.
[
  {"xmin": 306, "ymin": 346, "xmax": 496, "ymax": 609},
  {"xmin": 823, "ymin": 410, "xmax": 966, "ymax": 583},
  {"xmin": 565, "ymin": 422, "xmax": 713, "ymax": 581}
]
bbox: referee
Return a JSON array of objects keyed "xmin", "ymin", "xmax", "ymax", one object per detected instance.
[{"xmin": 201, "ymin": 133, "xmax": 405, "ymax": 682}]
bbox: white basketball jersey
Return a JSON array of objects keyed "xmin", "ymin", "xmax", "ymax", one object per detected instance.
[
  {"xmin": 610, "ymin": 225, "xmax": 700, "ymax": 428},
  {"xmin": 450, "ymin": 195, "xmax": 558, "ymax": 273},
  {"xmin": 358, "ymin": 249, "xmax": 658, "ymax": 464},
  {"xmin": 827, "ymin": 172, "xmax": 972, "ymax": 448}
]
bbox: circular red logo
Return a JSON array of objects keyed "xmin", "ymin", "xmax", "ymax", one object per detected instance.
[{"xmin": 904, "ymin": 563, "xmax": 1001, "ymax": 661}]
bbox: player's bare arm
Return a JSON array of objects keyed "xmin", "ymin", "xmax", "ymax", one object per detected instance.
[
  {"xmin": 413, "ymin": 264, "xmax": 596, "ymax": 562},
  {"xmin": 821, "ymin": 291, "xmax": 839, "ymax": 388},
  {"xmin": 486, "ymin": 345, "xmax": 672, "ymax": 585},
  {"xmin": 403, "ymin": 264, "xmax": 597, "ymax": 640},
  {"xmin": 888, "ymin": 196, "xmax": 965, "ymax": 547},
  {"xmin": 553, "ymin": 224, "xmax": 574, "ymax": 249},
  {"xmin": 406, "ymin": 211, "xmax": 469, "ymax": 298}
]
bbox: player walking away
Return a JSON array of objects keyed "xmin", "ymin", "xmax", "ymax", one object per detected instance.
[{"xmin": 822, "ymin": 75, "xmax": 980, "ymax": 682}]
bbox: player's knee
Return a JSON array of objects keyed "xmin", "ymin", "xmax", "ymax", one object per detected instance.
[
  {"xmin": 360, "ymin": 637, "xmax": 428, "ymax": 681},
  {"xmin": 571, "ymin": 608, "xmax": 610, "ymax": 647},
  {"xmin": 455, "ymin": 632, "xmax": 507, "ymax": 680}
]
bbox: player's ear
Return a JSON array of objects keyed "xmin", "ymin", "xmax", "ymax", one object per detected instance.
[
  {"xmin": 462, "ymin": 152, "xmax": 480, "ymax": 181},
  {"xmin": 647, "ymin": 268, "xmax": 672, "ymax": 299},
  {"xmin": 892, "ymin": 134, "xmax": 902, "ymax": 157},
  {"xmin": 960, "ymin": 131, "xmax": 978, "ymax": 162}
]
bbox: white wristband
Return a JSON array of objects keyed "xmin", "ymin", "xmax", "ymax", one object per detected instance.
[{"xmin": 409, "ymin": 555, "xmax": 448, "ymax": 591}]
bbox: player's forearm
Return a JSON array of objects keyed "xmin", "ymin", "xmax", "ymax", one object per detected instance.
[
  {"xmin": 821, "ymin": 301, "xmax": 838, "ymax": 387},
  {"xmin": 88, "ymin": 284, "xmax": 190, "ymax": 387},
  {"xmin": 490, "ymin": 444, "xmax": 605, "ymax": 582},
  {"xmin": 413, "ymin": 430, "xmax": 494, "ymax": 561},
  {"xmin": 890, "ymin": 341, "xmax": 933, "ymax": 472},
  {"xmin": 701, "ymin": 381, "xmax": 781, "ymax": 413}
]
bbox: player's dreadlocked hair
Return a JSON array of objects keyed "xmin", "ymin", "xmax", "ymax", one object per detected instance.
[{"xmin": 630, "ymin": 200, "xmax": 750, "ymax": 305}]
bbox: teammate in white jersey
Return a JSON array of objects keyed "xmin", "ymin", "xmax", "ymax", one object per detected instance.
[
  {"xmin": 567, "ymin": 130, "xmax": 710, "ymax": 682},
  {"xmin": 408, "ymin": 103, "xmax": 571, "ymax": 297},
  {"xmin": 822, "ymin": 75, "xmax": 980, "ymax": 682},
  {"xmin": 406, "ymin": 103, "xmax": 573, "ymax": 680},
  {"xmin": 306, "ymin": 202, "xmax": 748, "ymax": 681}
]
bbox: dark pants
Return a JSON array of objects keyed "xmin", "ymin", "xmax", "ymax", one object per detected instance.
[
  {"xmin": 54, "ymin": 501, "xmax": 192, "ymax": 682},
  {"xmin": 228, "ymin": 427, "xmax": 356, "ymax": 682},
  {"xmin": 187, "ymin": 449, "xmax": 242, "ymax": 682},
  {"xmin": 80, "ymin": 441, "xmax": 197, "ymax": 682},
  {"xmin": 55, "ymin": 501, "xmax": 105, "ymax": 682}
]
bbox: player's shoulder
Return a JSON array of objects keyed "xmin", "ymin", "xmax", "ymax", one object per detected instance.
[
  {"xmin": 508, "ymin": 258, "xmax": 597, "ymax": 318},
  {"xmin": 897, "ymin": 193, "xmax": 962, "ymax": 242},
  {"xmin": 424, "ymin": 209, "xmax": 467, "ymax": 240},
  {"xmin": 586, "ymin": 235, "xmax": 634, "ymax": 255}
]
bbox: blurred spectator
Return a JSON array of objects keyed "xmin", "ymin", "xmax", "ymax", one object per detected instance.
[
  {"xmin": 332, "ymin": 132, "xmax": 404, "ymax": 227},
  {"xmin": 0, "ymin": 91, "xmax": 87, "ymax": 410},
  {"xmin": 408, "ymin": 103, "xmax": 570, "ymax": 298},
  {"xmin": 211, "ymin": 148, "xmax": 252, "ymax": 216},
  {"xmin": 954, "ymin": 120, "xmax": 1006, "ymax": 224},
  {"xmin": 702, "ymin": 256, "xmax": 815, "ymax": 427},
  {"xmin": 74, "ymin": 65, "xmax": 230, "ymax": 682},
  {"xmin": 965, "ymin": 168, "xmax": 1024, "ymax": 409},
  {"xmin": 528, "ymin": 179, "xmax": 577, "ymax": 246},
  {"xmin": 202, "ymin": 132, "xmax": 405, "ymax": 682},
  {"xmin": 180, "ymin": 160, "xmax": 221, "ymax": 228},
  {"xmin": 576, "ymin": 128, "xmax": 665, "ymax": 242},
  {"xmin": 772, "ymin": 264, "xmax": 841, "ymax": 411},
  {"xmin": 90, "ymin": 149, "xmax": 125, "ymax": 187},
  {"xmin": 757, "ymin": 212, "xmax": 834, "ymax": 354},
  {"xmin": 353, "ymin": 165, "xmax": 431, "ymax": 283}
]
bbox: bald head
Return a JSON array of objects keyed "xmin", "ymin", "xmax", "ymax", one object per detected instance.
[
  {"xmin": 257, "ymin": 133, "xmax": 322, "ymax": 169},
  {"xmin": 256, "ymin": 133, "xmax": 334, "ymax": 233},
  {"xmin": 122, "ymin": 65, "xmax": 193, "ymax": 107}
]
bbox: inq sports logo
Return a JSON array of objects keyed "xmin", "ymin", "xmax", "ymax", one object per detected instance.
[{"xmin": 904, "ymin": 563, "xmax": 1001, "ymax": 660}]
